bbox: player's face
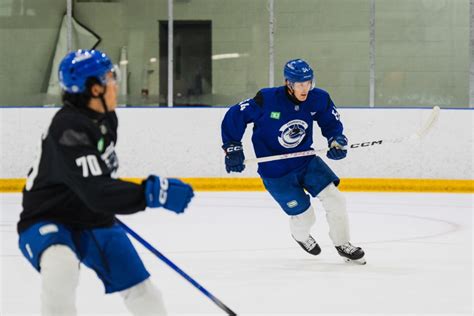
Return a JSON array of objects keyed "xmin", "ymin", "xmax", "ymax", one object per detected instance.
[
  {"xmin": 290, "ymin": 80, "xmax": 312, "ymax": 102},
  {"xmin": 103, "ymin": 71, "xmax": 118, "ymax": 110}
]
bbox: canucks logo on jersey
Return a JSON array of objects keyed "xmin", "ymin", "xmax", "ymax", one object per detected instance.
[{"xmin": 278, "ymin": 120, "xmax": 308, "ymax": 148}]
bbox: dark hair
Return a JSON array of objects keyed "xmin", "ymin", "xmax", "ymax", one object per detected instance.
[{"xmin": 61, "ymin": 77, "xmax": 102, "ymax": 108}]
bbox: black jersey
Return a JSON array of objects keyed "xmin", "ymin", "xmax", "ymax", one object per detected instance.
[{"xmin": 18, "ymin": 103, "xmax": 146, "ymax": 233}]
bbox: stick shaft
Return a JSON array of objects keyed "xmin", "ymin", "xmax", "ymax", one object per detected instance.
[
  {"xmin": 117, "ymin": 219, "xmax": 237, "ymax": 316},
  {"xmin": 244, "ymin": 106, "xmax": 440, "ymax": 164}
]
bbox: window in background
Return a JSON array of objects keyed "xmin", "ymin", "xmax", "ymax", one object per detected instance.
[
  {"xmin": 159, "ymin": 21, "xmax": 212, "ymax": 106},
  {"xmin": 375, "ymin": 0, "xmax": 469, "ymax": 107}
]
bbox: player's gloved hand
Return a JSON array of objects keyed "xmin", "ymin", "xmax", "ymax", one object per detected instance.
[
  {"xmin": 145, "ymin": 175, "xmax": 194, "ymax": 214},
  {"xmin": 327, "ymin": 135, "xmax": 348, "ymax": 160},
  {"xmin": 222, "ymin": 142, "xmax": 245, "ymax": 173}
]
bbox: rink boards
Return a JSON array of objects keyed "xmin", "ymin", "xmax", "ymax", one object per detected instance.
[{"xmin": 1, "ymin": 107, "xmax": 472, "ymax": 193}]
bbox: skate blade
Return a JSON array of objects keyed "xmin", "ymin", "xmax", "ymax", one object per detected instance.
[{"xmin": 343, "ymin": 257, "xmax": 366, "ymax": 265}]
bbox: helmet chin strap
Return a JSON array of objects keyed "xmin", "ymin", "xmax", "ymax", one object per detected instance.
[
  {"xmin": 287, "ymin": 83, "xmax": 295, "ymax": 95},
  {"xmin": 90, "ymin": 85, "xmax": 109, "ymax": 113},
  {"xmin": 99, "ymin": 94, "xmax": 108, "ymax": 113},
  {"xmin": 89, "ymin": 86, "xmax": 113, "ymax": 125},
  {"xmin": 98, "ymin": 86, "xmax": 115, "ymax": 126},
  {"xmin": 99, "ymin": 84, "xmax": 109, "ymax": 113}
]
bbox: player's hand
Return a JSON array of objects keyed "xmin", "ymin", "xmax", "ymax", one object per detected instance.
[
  {"xmin": 145, "ymin": 175, "xmax": 194, "ymax": 214},
  {"xmin": 327, "ymin": 135, "xmax": 348, "ymax": 160},
  {"xmin": 222, "ymin": 142, "xmax": 245, "ymax": 173}
]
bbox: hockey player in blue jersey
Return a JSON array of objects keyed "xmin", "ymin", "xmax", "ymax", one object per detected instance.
[{"xmin": 221, "ymin": 58, "xmax": 365, "ymax": 264}]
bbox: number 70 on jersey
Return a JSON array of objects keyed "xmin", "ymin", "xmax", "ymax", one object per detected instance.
[{"xmin": 76, "ymin": 155, "xmax": 102, "ymax": 177}]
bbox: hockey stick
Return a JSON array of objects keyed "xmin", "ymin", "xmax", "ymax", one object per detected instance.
[
  {"xmin": 244, "ymin": 106, "xmax": 440, "ymax": 164},
  {"xmin": 116, "ymin": 219, "xmax": 237, "ymax": 316}
]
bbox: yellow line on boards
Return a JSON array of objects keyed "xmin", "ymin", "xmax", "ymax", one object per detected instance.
[{"xmin": 1, "ymin": 178, "xmax": 472, "ymax": 193}]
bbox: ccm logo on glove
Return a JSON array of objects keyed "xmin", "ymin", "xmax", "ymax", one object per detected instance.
[{"xmin": 145, "ymin": 175, "xmax": 194, "ymax": 214}]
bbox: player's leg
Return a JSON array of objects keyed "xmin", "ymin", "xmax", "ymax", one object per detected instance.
[
  {"xmin": 289, "ymin": 205, "xmax": 315, "ymax": 241},
  {"xmin": 303, "ymin": 156, "xmax": 365, "ymax": 263},
  {"xmin": 79, "ymin": 224, "xmax": 166, "ymax": 315},
  {"xmin": 262, "ymin": 172, "xmax": 320, "ymax": 255},
  {"xmin": 18, "ymin": 221, "xmax": 80, "ymax": 315},
  {"xmin": 120, "ymin": 278, "xmax": 166, "ymax": 315},
  {"xmin": 317, "ymin": 183, "xmax": 350, "ymax": 245},
  {"xmin": 288, "ymin": 206, "xmax": 321, "ymax": 255},
  {"xmin": 319, "ymin": 184, "xmax": 365, "ymax": 263},
  {"xmin": 40, "ymin": 245, "xmax": 80, "ymax": 315}
]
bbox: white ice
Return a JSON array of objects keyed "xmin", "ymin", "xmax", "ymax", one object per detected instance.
[{"xmin": 1, "ymin": 192, "xmax": 472, "ymax": 315}]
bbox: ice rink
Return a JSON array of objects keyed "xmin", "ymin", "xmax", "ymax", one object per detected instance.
[{"xmin": 1, "ymin": 191, "xmax": 472, "ymax": 315}]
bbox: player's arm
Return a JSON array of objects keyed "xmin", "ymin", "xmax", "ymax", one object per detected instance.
[
  {"xmin": 50, "ymin": 118, "xmax": 146, "ymax": 214},
  {"xmin": 221, "ymin": 93, "xmax": 263, "ymax": 144},
  {"xmin": 313, "ymin": 95, "xmax": 348, "ymax": 160},
  {"xmin": 51, "ymin": 116, "xmax": 193, "ymax": 215},
  {"xmin": 221, "ymin": 92, "xmax": 263, "ymax": 173}
]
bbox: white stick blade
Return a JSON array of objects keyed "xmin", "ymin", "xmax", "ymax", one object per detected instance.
[{"xmin": 416, "ymin": 106, "xmax": 440, "ymax": 138}]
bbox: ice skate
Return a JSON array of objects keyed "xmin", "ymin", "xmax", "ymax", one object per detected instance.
[
  {"xmin": 335, "ymin": 242, "xmax": 366, "ymax": 264},
  {"xmin": 292, "ymin": 234, "xmax": 321, "ymax": 255}
]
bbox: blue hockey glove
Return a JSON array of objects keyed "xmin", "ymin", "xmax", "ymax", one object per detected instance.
[
  {"xmin": 145, "ymin": 175, "xmax": 194, "ymax": 214},
  {"xmin": 222, "ymin": 142, "xmax": 245, "ymax": 173},
  {"xmin": 327, "ymin": 135, "xmax": 348, "ymax": 160}
]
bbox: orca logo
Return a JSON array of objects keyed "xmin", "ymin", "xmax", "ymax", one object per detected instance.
[{"xmin": 278, "ymin": 120, "xmax": 308, "ymax": 148}]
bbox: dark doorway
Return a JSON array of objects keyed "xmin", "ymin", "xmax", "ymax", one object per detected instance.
[{"xmin": 159, "ymin": 20, "xmax": 212, "ymax": 105}]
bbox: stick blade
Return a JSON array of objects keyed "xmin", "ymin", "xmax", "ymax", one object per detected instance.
[{"xmin": 416, "ymin": 106, "xmax": 440, "ymax": 138}]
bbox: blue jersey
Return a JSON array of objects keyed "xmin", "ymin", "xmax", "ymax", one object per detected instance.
[{"xmin": 221, "ymin": 86, "xmax": 344, "ymax": 178}]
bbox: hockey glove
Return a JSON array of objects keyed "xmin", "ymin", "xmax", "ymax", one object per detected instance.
[
  {"xmin": 145, "ymin": 175, "xmax": 194, "ymax": 214},
  {"xmin": 327, "ymin": 135, "xmax": 348, "ymax": 160},
  {"xmin": 222, "ymin": 142, "xmax": 245, "ymax": 173}
]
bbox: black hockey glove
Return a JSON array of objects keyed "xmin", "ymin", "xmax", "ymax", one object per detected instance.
[
  {"xmin": 145, "ymin": 175, "xmax": 194, "ymax": 213},
  {"xmin": 222, "ymin": 142, "xmax": 245, "ymax": 173},
  {"xmin": 327, "ymin": 135, "xmax": 348, "ymax": 160}
]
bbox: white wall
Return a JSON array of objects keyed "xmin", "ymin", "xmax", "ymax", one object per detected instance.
[{"xmin": 0, "ymin": 107, "xmax": 472, "ymax": 180}]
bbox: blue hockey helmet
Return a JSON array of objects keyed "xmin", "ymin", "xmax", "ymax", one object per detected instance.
[
  {"xmin": 283, "ymin": 59, "xmax": 314, "ymax": 83},
  {"xmin": 58, "ymin": 49, "xmax": 114, "ymax": 93}
]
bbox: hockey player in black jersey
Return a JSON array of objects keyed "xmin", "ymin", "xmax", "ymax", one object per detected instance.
[{"xmin": 18, "ymin": 49, "xmax": 194, "ymax": 315}]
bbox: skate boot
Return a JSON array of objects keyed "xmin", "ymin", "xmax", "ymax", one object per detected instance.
[
  {"xmin": 292, "ymin": 235, "xmax": 321, "ymax": 255},
  {"xmin": 335, "ymin": 242, "xmax": 366, "ymax": 264}
]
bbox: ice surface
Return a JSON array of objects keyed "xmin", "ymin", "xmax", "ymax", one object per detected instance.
[{"xmin": 1, "ymin": 192, "xmax": 472, "ymax": 315}]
